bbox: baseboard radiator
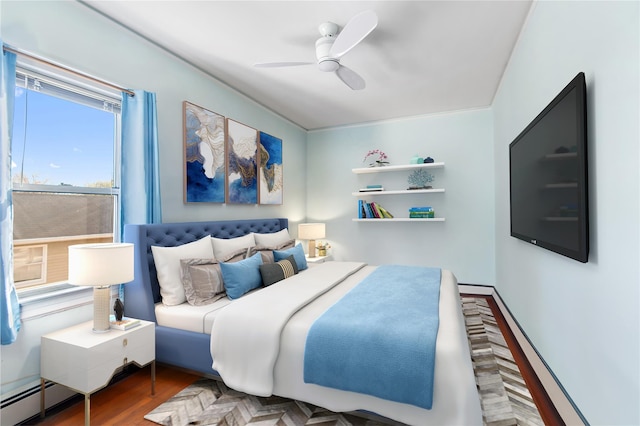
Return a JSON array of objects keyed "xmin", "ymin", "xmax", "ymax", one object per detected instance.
[{"xmin": 1, "ymin": 381, "xmax": 76, "ymax": 425}]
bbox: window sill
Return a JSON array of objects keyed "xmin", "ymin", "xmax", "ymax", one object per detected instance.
[
  {"xmin": 18, "ymin": 284, "xmax": 118, "ymax": 321},
  {"xmin": 18, "ymin": 283, "xmax": 83, "ymax": 303}
]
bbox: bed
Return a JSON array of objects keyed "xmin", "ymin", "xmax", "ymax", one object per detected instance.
[{"xmin": 123, "ymin": 218, "xmax": 482, "ymax": 426}]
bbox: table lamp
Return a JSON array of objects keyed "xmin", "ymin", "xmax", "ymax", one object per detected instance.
[
  {"xmin": 298, "ymin": 223, "xmax": 326, "ymax": 258},
  {"xmin": 68, "ymin": 243, "xmax": 134, "ymax": 333}
]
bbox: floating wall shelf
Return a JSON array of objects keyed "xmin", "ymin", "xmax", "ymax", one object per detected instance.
[{"xmin": 352, "ymin": 162, "xmax": 445, "ymax": 174}]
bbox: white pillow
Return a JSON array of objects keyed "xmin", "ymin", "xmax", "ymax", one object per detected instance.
[
  {"xmin": 151, "ymin": 236, "xmax": 214, "ymax": 306},
  {"xmin": 211, "ymin": 233, "xmax": 256, "ymax": 260},
  {"xmin": 253, "ymin": 228, "xmax": 291, "ymax": 247}
]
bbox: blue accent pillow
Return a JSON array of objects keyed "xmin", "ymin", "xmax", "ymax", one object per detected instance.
[
  {"xmin": 220, "ymin": 252, "xmax": 264, "ymax": 300},
  {"xmin": 273, "ymin": 243, "xmax": 308, "ymax": 271}
]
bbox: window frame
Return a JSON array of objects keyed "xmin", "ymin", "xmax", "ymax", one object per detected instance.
[{"xmin": 11, "ymin": 63, "xmax": 123, "ymax": 297}]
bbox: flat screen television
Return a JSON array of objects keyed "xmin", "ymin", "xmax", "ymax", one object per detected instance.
[{"xmin": 509, "ymin": 72, "xmax": 589, "ymax": 262}]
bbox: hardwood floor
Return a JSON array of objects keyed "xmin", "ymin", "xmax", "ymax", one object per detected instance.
[{"xmin": 25, "ymin": 364, "xmax": 200, "ymax": 426}]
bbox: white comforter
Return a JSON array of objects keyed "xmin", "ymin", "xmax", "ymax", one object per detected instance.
[
  {"xmin": 210, "ymin": 262, "xmax": 482, "ymax": 426},
  {"xmin": 211, "ymin": 261, "xmax": 365, "ymax": 395}
]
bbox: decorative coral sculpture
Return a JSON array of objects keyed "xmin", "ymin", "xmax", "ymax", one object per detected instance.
[{"xmin": 407, "ymin": 169, "xmax": 435, "ymax": 188}]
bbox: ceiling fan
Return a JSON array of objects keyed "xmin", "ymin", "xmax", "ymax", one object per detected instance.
[{"xmin": 254, "ymin": 10, "xmax": 378, "ymax": 90}]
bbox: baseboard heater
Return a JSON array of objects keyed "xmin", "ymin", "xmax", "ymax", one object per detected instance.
[{"xmin": 1, "ymin": 381, "xmax": 75, "ymax": 425}]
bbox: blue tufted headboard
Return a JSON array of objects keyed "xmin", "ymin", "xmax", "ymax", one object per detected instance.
[{"xmin": 123, "ymin": 218, "xmax": 288, "ymax": 322}]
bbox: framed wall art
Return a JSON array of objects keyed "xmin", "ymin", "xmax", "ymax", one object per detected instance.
[
  {"xmin": 183, "ymin": 101, "xmax": 226, "ymax": 203},
  {"xmin": 226, "ymin": 119, "xmax": 258, "ymax": 204},
  {"xmin": 258, "ymin": 131, "xmax": 283, "ymax": 205}
]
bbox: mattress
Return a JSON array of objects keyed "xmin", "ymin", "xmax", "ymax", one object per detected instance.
[
  {"xmin": 155, "ymin": 286, "xmax": 267, "ymax": 333},
  {"xmin": 155, "ymin": 298, "xmax": 231, "ymax": 333}
]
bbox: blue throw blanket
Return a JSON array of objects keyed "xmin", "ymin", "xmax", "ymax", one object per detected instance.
[{"xmin": 303, "ymin": 265, "xmax": 441, "ymax": 410}]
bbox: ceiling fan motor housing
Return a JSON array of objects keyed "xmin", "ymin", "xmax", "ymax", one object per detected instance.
[
  {"xmin": 318, "ymin": 21, "xmax": 339, "ymax": 38},
  {"xmin": 315, "ymin": 36, "xmax": 339, "ymax": 72}
]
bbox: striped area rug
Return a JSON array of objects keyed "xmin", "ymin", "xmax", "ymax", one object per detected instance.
[
  {"xmin": 462, "ymin": 297, "xmax": 544, "ymax": 426},
  {"xmin": 145, "ymin": 297, "xmax": 544, "ymax": 426}
]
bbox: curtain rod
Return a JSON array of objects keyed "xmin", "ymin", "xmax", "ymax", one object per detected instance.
[{"xmin": 3, "ymin": 46, "xmax": 135, "ymax": 97}]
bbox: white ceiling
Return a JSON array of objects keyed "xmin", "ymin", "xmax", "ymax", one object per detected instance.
[{"xmin": 82, "ymin": 1, "xmax": 532, "ymax": 130}]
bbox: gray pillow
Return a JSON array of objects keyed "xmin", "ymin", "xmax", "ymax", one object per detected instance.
[
  {"xmin": 259, "ymin": 254, "xmax": 299, "ymax": 287},
  {"xmin": 180, "ymin": 247, "xmax": 249, "ymax": 306},
  {"xmin": 252, "ymin": 239, "xmax": 296, "ymax": 264},
  {"xmin": 180, "ymin": 259, "xmax": 225, "ymax": 306}
]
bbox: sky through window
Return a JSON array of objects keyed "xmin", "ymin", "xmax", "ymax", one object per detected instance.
[{"xmin": 11, "ymin": 87, "xmax": 115, "ymax": 187}]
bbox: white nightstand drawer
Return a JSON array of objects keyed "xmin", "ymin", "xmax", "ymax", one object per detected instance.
[{"xmin": 41, "ymin": 320, "xmax": 154, "ymax": 393}]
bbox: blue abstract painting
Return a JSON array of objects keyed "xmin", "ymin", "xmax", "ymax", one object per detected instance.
[
  {"xmin": 184, "ymin": 102, "xmax": 226, "ymax": 203},
  {"xmin": 258, "ymin": 132, "xmax": 283, "ymax": 205},
  {"xmin": 226, "ymin": 119, "xmax": 258, "ymax": 204}
]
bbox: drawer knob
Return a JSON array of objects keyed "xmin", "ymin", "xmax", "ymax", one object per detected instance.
[
  {"xmin": 123, "ymin": 357, "xmax": 128, "ymax": 365},
  {"xmin": 123, "ymin": 338, "xmax": 128, "ymax": 347}
]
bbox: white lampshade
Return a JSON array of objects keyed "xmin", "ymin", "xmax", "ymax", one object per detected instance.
[
  {"xmin": 68, "ymin": 243, "xmax": 134, "ymax": 332},
  {"xmin": 298, "ymin": 223, "xmax": 326, "ymax": 240},
  {"xmin": 298, "ymin": 223, "xmax": 326, "ymax": 258},
  {"xmin": 69, "ymin": 243, "xmax": 134, "ymax": 286}
]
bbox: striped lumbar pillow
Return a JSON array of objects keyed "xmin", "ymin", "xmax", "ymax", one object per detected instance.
[{"xmin": 259, "ymin": 255, "xmax": 299, "ymax": 287}]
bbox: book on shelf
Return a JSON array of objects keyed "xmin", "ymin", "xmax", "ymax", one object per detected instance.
[
  {"xmin": 377, "ymin": 204, "xmax": 394, "ymax": 218},
  {"xmin": 360, "ymin": 199, "xmax": 374, "ymax": 218},
  {"xmin": 359, "ymin": 187, "xmax": 384, "ymax": 192},
  {"xmin": 409, "ymin": 206, "xmax": 435, "ymax": 218},
  {"xmin": 410, "ymin": 212, "xmax": 435, "ymax": 218},
  {"xmin": 366, "ymin": 202, "xmax": 376, "ymax": 218},
  {"xmin": 359, "ymin": 200, "xmax": 373, "ymax": 218},
  {"xmin": 375, "ymin": 202, "xmax": 391, "ymax": 218},
  {"xmin": 358, "ymin": 199, "xmax": 366, "ymax": 218},
  {"xmin": 357, "ymin": 201, "xmax": 394, "ymax": 219},
  {"xmin": 370, "ymin": 202, "xmax": 382, "ymax": 218},
  {"xmin": 356, "ymin": 200, "xmax": 394, "ymax": 219},
  {"xmin": 109, "ymin": 315, "xmax": 141, "ymax": 330}
]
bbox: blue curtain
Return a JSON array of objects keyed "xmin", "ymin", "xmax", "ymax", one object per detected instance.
[
  {"xmin": 120, "ymin": 89, "xmax": 162, "ymax": 235},
  {"xmin": 1, "ymin": 44, "xmax": 21, "ymax": 345}
]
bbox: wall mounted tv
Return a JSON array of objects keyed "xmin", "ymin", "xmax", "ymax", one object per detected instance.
[{"xmin": 509, "ymin": 72, "xmax": 588, "ymax": 263}]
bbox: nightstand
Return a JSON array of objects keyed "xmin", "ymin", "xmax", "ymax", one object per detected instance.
[
  {"xmin": 40, "ymin": 319, "xmax": 155, "ymax": 426},
  {"xmin": 305, "ymin": 254, "xmax": 333, "ymax": 264}
]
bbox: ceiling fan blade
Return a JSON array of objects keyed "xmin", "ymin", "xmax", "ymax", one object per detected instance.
[
  {"xmin": 329, "ymin": 10, "xmax": 378, "ymax": 59},
  {"xmin": 335, "ymin": 65, "xmax": 365, "ymax": 90},
  {"xmin": 254, "ymin": 62, "xmax": 313, "ymax": 68}
]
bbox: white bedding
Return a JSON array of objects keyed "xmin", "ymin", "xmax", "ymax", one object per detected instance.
[
  {"xmin": 155, "ymin": 297, "xmax": 231, "ymax": 333},
  {"xmin": 210, "ymin": 262, "xmax": 482, "ymax": 426},
  {"xmin": 155, "ymin": 287, "xmax": 269, "ymax": 333},
  {"xmin": 211, "ymin": 261, "xmax": 366, "ymax": 395}
]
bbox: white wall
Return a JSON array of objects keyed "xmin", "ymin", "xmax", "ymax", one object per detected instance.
[
  {"xmin": 493, "ymin": 2, "xmax": 639, "ymax": 424},
  {"xmin": 1, "ymin": 0, "xmax": 307, "ymax": 404},
  {"xmin": 307, "ymin": 108, "xmax": 495, "ymax": 285},
  {"xmin": 2, "ymin": 0, "xmax": 308, "ymax": 224}
]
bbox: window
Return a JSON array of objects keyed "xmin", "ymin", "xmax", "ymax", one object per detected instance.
[
  {"xmin": 11, "ymin": 66, "xmax": 122, "ymax": 291},
  {"xmin": 13, "ymin": 244, "xmax": 46, "ymax": 286}
]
